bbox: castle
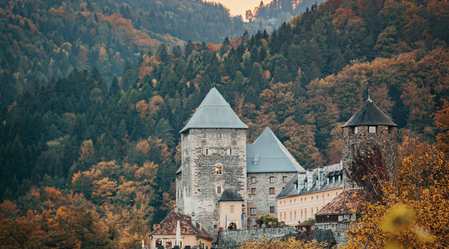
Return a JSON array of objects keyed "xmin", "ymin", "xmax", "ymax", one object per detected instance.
[{"xmin": 174, "ymin": 87, "xmax": 397, "ymax": 238}]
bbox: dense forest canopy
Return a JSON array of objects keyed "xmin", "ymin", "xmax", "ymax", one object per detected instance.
[
  {"xmin": 1, "ymin": 0, "xmax": 449, "ymax": 247},
  {"xmin": 0, "ymin": 0, "xmax": 287, "ymax": 106}
]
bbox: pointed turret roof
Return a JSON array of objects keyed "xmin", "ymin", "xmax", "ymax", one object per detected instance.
[
  {"xmin": 180, "ymin": 87, "xmax": 248, "ymax": 133},
  {"xmin": 343, "ymin": 100, "xmax": 397, "ymax": 127},
  {"xmin": 246, "ymin": 126, "xmax": 305, "ymax": 173}
]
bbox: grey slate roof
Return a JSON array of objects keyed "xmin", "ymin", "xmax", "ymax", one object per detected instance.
[
  {"xmin": 246, "ymin": 126, "xmax": 305, "ymax": 174},
  {"xmin": 276, "ymin": 163, "xmax": 344, "ymax": 199},
  {"xmin": 218, "ymin": 188, "xmax": 244, "ymax": 202},
  {"xmin": 343, "ymin": 100, "xmax": 397, "ymax": 127},
  {"xmin": 180, "ymin": 87, "xmax": 248, "ymax": 133}
]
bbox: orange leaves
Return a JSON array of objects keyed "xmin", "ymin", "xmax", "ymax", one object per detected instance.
[
  {"xmin": 206, "ymin": 42, "xmax": 222, "ymax": 52},
  {"xmin": 92, "ymin": 177, "xmax": 118, "ymax": 203},
  {"xmin": 401, "ymin": 80, "xmax": 435, "ymax": 122},
  {"xmin": 102, "ymin": 13, "xmax": 159, "ymax": 50},
  {"xmin": 138, "ymin": 54, "xmax": 157, "ymax": 80},
  {"xmin": 135, "ymin": 95, "xmax": 164, "ymax": 119},
  {"xmin": 434, "ymin": 99, "xmax": 449, "ymax": 153},
  {"xmin": 0, "ymin": 200, "xmax": 18, "ymax": 220},
  {"xmin": 333, "ymin": 8, "xmax": 357, "ymax": 29}
]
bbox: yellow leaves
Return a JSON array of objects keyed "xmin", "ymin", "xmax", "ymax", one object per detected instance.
[
  {"xmin": 385, "ymin": 240, "xmax": 402, "ymax": 249},
  {"xmin": 346, "ymin": 145, "xmax": 448, "ymax": 248},
  {"xmin": 136, "ymin": 139, "xmax": 150, "ymax": 155},
  {"xmin": 91, "ymin": 177, "xmax": 118, "ymax": 202},
  {"xmin": 79, "ymin": 139, "xmax": 94, "ymax": 161},
  {"xmin": 138, "ymin": 54, "xmax": 159, "ymax": 79},
  {"xmin": 135, "ymin": 95, "xmax": 164, "ymax": 118},
  {"xmin": 240, "ymin": 238, "xmax": 327, "ymax": 249},
  {"xmin": 414, "ymin": 227, "xmax": 434, "ymax": 243},
  {"xmin": 381, "ymin": 204, "xmax": 415, "ymax": 233}
]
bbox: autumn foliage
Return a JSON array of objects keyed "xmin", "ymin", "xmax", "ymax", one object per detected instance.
[{"xmin": 345, "ymin": 142, "xmax": 449, "ymax": 248}]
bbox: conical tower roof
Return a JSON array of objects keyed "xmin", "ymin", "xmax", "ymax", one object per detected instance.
[
  {"xmin": 343, "ymin": 100, "xmax": 397, "ymax": 127},
  {"xmin": 246, "ymin": 126, "xmax": 305, "ymax": 173},
  {"xmin": 180, "ymin": 87, "xmax": 248, "ymax": 133}
]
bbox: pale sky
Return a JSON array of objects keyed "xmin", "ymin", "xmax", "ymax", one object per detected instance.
[{"xmin": 211, "ymin": 0, "xmax": 264, "ymax": 17}]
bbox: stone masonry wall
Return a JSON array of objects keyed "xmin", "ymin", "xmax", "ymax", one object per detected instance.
[
  {"xmin": 342, "ymin": 126, "xmax": 397, "ymax": 189},
  {"xmin": 218, "ymin": 226, "xmax": 297, "ymax": 248},
  {"xmin": 178, "ymin": 128, "xmax": 247, "ymax": 237},
  {"xmin": 246, "ymin": 172, "xmax": 296, "ymax": 228},
  {"xmin": 316, "ymin": 223, "xmax": 352, "ymax": 246}
]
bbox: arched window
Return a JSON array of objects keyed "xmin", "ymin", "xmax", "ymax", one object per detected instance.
[{"xmin": 215, "ymin": 164, "xmax": 223, "ymax": 175}]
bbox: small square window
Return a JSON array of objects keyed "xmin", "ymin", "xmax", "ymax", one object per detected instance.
[
  {"xmin": 251, "ymin": 188, "xmax": 257, "ymax": 195},
  {"xmin": 216, "ymin": 165, "xmax": 222, "ymax": 175},
  {"xmin": 283, "ymin": 176, "xmax": 288, "ymax": 183},
  {"xmin": 214, "ymin": 224, "xmax": 218, "ymax": 229},
  {"xmin": 369, "ymin": 126, "xmax": 376, "ymax": 133},
  {"xmin": 250, "ymin": 208, "xmax": 257, "ymax": 216},
  {"xmin": 230, "ymin": 205, "xmax": 234, "ymax": 213},
  {"xmin": 269, "ymin": 187, "xmax": 275, "ymax": 195},
  {"xmin": 270, "ymin": 176, "xmax": 275, "ymax": 183},
  {"xmin": 270, "ymin": 206, "xmax": 275, "ymax": 213},
  {"xmin": 217, "ymin": 186, "xmax": 222, "ymax": 194},
  {"xmin": 251, "ymin": 177, "xmax": 256, "ymax": 184}
]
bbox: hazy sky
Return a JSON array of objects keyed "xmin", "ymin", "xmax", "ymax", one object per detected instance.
[{"xmin": 212, "ymin": 0, "xmax": 263, "ymax": 17}]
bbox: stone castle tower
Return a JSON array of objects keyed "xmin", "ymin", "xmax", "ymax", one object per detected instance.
[
  {"xmin": 342, "ymin": 96, "xmax": 398, "ymax": 189},
  {"xmin": 175, "ymin": 88, "xmax": 249, "ymax": 234}
]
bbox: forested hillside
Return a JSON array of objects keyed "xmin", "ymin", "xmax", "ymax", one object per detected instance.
[
  {"xmin": 1, "ymin": 0, "xmax": 449, "ymax": 247},
  {"xmin": 246, "ymin": 0, "xmax": 327, "ymax": 23},
  {"xmin": 0, "ymin": 0, "xmax": 266, "ymax": 106}
]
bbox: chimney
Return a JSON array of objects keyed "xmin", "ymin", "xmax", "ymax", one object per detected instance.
[
  {"xmin": 297, "ymin": 172, "xmax": 305, "ymax": 191},
  {"xmin": 191, "ymin": 212, "xmax": 196, "ymax": 227},
  {"xmin": 318, "ymin": 167, "xmax": 324, "ymax": 189},
  {"xmin": 307, "ymin": 169, "xmax": 314, "ymax": 191}
]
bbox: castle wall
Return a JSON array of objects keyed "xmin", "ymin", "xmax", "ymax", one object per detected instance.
[
  {"xmin": 217, "ymin": 226, "xmax": 297, "ymax": 248},
  {"xmin": 342, "ymin": 125, "xmax": 397, "ymax": 188},
  {"xmin": 178, "ymin": 128, "xmax": 247, "ymax": 236},
  {"xmin": 246, "ymin": 172, "xmax": 296, "ymax": 228}
]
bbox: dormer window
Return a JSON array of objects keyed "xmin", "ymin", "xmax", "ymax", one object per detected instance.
[
  {"xmin": 369, "ymin": 126, "xmax": 376, "ymax": 133},
  {"xmin": 253, "ymin": 154, "xmax": 259, "ymax": 165}
]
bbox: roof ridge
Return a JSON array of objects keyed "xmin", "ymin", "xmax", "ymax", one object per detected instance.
[{"xmin": 180, "ymin": 88, "xmax": 248, "ymax": 132}]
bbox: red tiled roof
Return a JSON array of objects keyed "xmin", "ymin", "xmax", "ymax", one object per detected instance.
[
  {"xmin": 316, "ymin": 189, "xmax": 363, "ymax": 216},
  {"xmin": 151, "ymin": 211, "xmax": 212, "ymax": 240}
]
